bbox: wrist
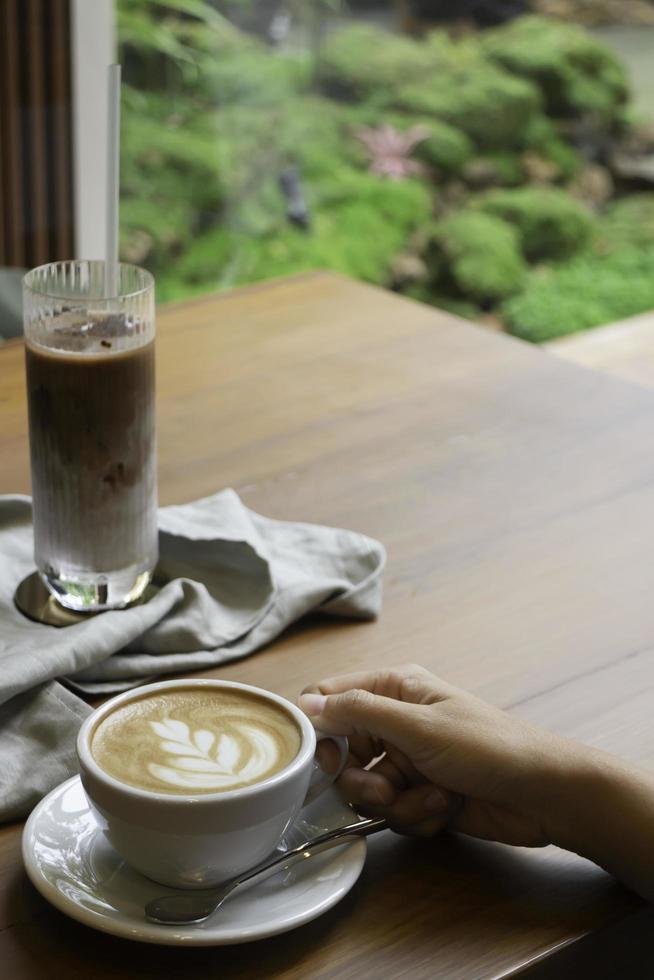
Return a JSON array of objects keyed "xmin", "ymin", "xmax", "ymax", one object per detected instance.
[
  {"xmin": 515, "ymin": 730, "xmax": 605, "ymax": 850},
  {"xmin": 537, "ymin": 740, "xmax": 613, "ymax": 852},
  {"xmin": 531, "ymin": 739, "xmax": 654, "ymax": 884},
  {"xmin": 508, "ymin": 727, "xmax": 654, "ymax": 900}
]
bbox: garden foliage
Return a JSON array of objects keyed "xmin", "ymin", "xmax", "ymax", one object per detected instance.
[{"xmin": 118, "ymin": 1, "xmax": 654, "ymax": 338}]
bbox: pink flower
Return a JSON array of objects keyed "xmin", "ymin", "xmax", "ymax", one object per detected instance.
[{"xmin": 355, "ymin": 124, "xmax": 429, "ymax": 180}]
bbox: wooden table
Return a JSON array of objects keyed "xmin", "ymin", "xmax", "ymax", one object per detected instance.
[{"xmin": 2, "ymin": 271, "xmax": 654, "ymax": 978}]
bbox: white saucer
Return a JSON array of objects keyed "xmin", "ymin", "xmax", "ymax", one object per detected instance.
[{"xmin": 22, "ymin": 775, "xmax": 367, "ymax": 946}]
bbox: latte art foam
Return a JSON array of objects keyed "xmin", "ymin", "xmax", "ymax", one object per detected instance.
[{"xmin": 91, "ymin": 689, "xmax": 302, "ymax": 795}]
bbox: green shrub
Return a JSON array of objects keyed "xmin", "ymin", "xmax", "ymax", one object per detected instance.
[
  {"xmin": 122, "ymin": 92, "xmax": 367, "ymax": 262},
  {"xmin": 203, "ymin": 47, "xmax": 311, "ymax": 108},
  {"xmin": 120, "ymin": 196, "xmax": 195, "ymax": 254},
  {"xmin": 427, "ymin": 211, "xmax": 527, "ymax": 303},
  {"xmin": 119, "ymin": 2, "xmax": 310, "ymax": 106},
  {"xmin": 483, "ymin": 15, "xmax": 628, "ymax": 122},
  {"xmin": 596, "ymin": 194, "xmax": 654, "ymax": 253},
  {"xmin": 475, "ymin": 186, "xmax": 594, "ymax": 260},
  {"xmin": 502, "ymin": 247, "xmax": 654, "ymax": 342},
  {"xmin": 392, "ymin": 63, "xmax": 541, "ymax": 150}
]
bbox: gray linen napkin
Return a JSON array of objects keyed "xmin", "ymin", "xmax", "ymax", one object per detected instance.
[{"xmin": 0, "ymin": 490, "xmax": 385, "ymax": 822}]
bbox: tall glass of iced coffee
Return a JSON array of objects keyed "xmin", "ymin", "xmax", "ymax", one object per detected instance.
[{"xmin": 23, "ymin": 261, "xmax": 157, "ymax": 611}]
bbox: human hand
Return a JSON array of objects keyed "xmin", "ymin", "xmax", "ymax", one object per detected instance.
[{"xmin": 299, "ymin": 664, "xmax": 579, "ymax": 847}]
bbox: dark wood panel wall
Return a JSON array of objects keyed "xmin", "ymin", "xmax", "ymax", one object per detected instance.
[{"xmin": 0, "ymin": 0, "xmax": 74, "ymax": 269}]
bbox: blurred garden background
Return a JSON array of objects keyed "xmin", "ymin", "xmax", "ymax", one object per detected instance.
[{"xmin": 117, "ymin": 0, "xmax": 654, "ymax": 342}]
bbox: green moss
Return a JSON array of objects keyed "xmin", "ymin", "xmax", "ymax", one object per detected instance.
[
  {"xmin": 319, "ymin": 25, "xmax": 541, "ymax": 151},
  {"xmin": 483, "ymin": 15, "xmax": 628, "ymax": 121},
  {"xmin": 539, "ymin": 138, "xmax": 582, "ymax": 180},
  {"xmin": 392, "ymin": 62, "xmax": 541, "ymax": 151},
  {"xmin": 316, "ymin": 25, "xmax": 434, "ymax": 98},
  {"xmin": 475, "ymin": 186, "xmax": 594, "ymax": 261},
  {"xmin": 502, "ymin": 247, "xmax": 654, "ymax": 342},
  {"xmin": 279, "ymin": 97, "xmax": 364, "ymax": 176},
  {"xmin": 416, "ymin": 122, "xmax": 474, "ymax": 173},
  {"xmin": 156, "ymin": 276, "xmax": 219, "ymax": 304},
  {"xmin": 423, "ymin": 293, "xmax": 482, "ymax": 320},
  {"xmin": 427, "ymin": 211, "xmax": 527, "ymax": 303},
  {"xmin": 596, "ymin": 194, "xmax": 654, "ymax": 253},
  {"xmin": 173, "ymin": 172, "xmax": 431, "ymax": 291}
]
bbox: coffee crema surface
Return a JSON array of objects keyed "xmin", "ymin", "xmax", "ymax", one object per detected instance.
[{"xmin": 91, "ymin": 689, "xmax": 302, "ymax": 795}]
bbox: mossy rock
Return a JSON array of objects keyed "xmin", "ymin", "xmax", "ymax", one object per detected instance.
[
  {"xmin": 521, "ymin": 115, "xmax": 582, "ymax": 180},
  {"xmin": 318, "ymin": 25, "xmax": 541, "ymax": 151},
  {"xmin": 502, "ymin": 247, "xmax": 654, "ymax": 342},
  {"xmin": 475, "ymin": 186, "xmax": 594, "ymax": 261},
  {"xmin": 483, "ymin": 15, "xmax": 628, "ymax": 122},
  {"xmin": 426, "ymin": 211, "xmax": 527, "ymax": 303},
  {"xmin": 596, "ymin": 194, "xmax": 654, "ymax": 253},
  {"xmin": 316, "ymin": 25, "xmax": 435, "ymax": 99},
  {"xmin": 391, "ymin": 61, "xmax": 541, "ymax": 151},
  {"xmin": 462, "ymin": 153, "xmax": 525, "ymax": 187}
]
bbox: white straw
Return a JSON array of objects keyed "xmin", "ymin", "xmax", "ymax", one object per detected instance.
[{"xmin": 105, "ymin": 63, "xmax": 121, "ymax": 299}]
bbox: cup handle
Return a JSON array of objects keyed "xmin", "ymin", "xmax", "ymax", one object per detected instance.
[{"xmin": 302, "ymin": 732, "xmax": 349, "ymax": 806}]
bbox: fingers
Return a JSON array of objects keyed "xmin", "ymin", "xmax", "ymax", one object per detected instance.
[
  {"xmin": 367, "ymin": 745, "xmax": 423, "ymax": 788},
  {"xmin": 347, "ymin": 732, "xmax": 385, "ymax": 768},
  {"xmin": 300, "ymin": 664, "xmax": 445, "ymax": 706},
  {"xmin": 348, "ymin": 779, "xmax": 462, "ymax": 838},
  {"xmin": 299, "ymin": 686, "xmax": 430, "ymax": 761},
  {"xmin": 338, "ymin": 765, "xmax": 397, "ymax": 808}
]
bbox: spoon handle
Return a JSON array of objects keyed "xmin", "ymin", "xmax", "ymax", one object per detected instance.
[{"xmin": 234, "ymin": 815, "xmax": 388, "ymax": 893}]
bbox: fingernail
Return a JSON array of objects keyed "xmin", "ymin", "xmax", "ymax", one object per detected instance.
[
  {"xmin": 299, "ymin": 693, "xmax": 327, "ymax": 717},
  {"xmin": 424, "ymin": 789, "xmax": 448, "ymax": 813}
]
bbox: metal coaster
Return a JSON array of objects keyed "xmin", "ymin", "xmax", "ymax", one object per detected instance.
[{"xmin": 14, "ymin": 571, "xmax": 160, "ymax": 628}]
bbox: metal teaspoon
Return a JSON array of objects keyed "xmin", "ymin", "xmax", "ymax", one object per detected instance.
[{"xmin": 145, "ymin": 815, "xmax": 387, "ymax": 925}]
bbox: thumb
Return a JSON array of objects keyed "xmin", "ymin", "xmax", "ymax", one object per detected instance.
[{"xmin": 299, "ymin": 689, "xmax": 427, "ymax": 758}]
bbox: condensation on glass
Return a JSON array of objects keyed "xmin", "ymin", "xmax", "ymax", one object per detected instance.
[{"xmin": 23, "ymin": 261, "xmax": 157, "ymax": 611}]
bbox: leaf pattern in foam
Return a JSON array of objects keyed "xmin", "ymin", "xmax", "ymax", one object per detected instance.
[
  {"xmin": 148, "ymin": 764, "xmax": 243, "ymax": 789},
  {"xmin": 147, "ymin": 716, "xmax": 280, "ymax": 790},
  {"xmin": 150, "ymin": 719, "xmax": 191, "ymax": 743},
  {"xmin": 194, "ymin": 729, "xmax": 215, "ymax": 755},
  {"xmin": 215, "ymin": 733, "xmax": 240, "ymax": 773}
]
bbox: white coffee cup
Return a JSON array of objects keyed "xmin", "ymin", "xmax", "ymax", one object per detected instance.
[{"xmin": 76, "ymin": 678, "xmax": 347, "ymax": 889}]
